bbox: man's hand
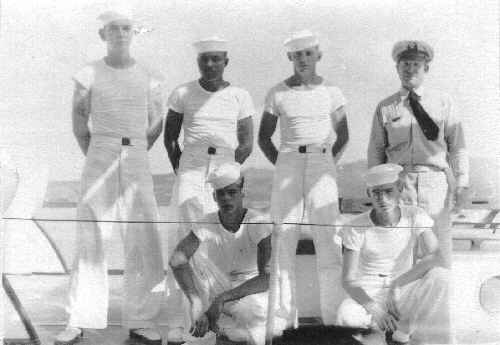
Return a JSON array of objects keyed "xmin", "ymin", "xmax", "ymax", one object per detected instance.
[
  {"xmin": 452, "ymin": 186, "xmax": 469, "ymax": 214},
  {"xmin": 364, "ymin": 301, "xmax": 398, "ymax": 333},
  {"xmin": 205, "ymin": 296, "xmax": 225, "ymax": 333},
  {"xmin": 190, "ymin": 313, "xmax": 209, "ymax": 337},
  {"xmin": 189, "ymin": 295, "xmax": 208, "ymax": 336}
]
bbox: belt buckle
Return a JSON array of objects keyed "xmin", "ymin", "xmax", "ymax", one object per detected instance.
[
  {"xmin": 122, "ymin": 137, "xmax": 131, "ymax": 146},
  {"xmin": 298, "ymin": 145, "xmax": 306, "ymax": 153},
  {"xmin": 207, "ymin": 147, "xmax": 216, "ymax": 155}
]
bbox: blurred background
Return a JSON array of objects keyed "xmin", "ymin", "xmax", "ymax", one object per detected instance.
[{"xmin": 1, "ymin": 0, "xmax": 499, "ymax": 204}]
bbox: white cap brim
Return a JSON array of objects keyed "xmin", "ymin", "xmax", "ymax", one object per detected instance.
[{"xmin": 365, "ymin": 163, "xmax": 403, "ymax": 187}]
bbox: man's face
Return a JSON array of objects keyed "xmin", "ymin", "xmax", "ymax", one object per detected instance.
[
  {"xmin": 368, "ymin": 182, "xmax": 401, "ymax": 215},
  {"xmin": 397, "ymin": 57, "xmax": 428, "ymax": 90},
  {"xmin": 214, "ymin": 180, "xmax": 244, "ymax": 214},
  {"xmin": 101, "ymin": 19, "xmax": 134, "ymax": 49},
  {"xmin": 197, "ymin": 51, "xmax": 228, "ymax": 81},
  {"xmin": 288, "ymin": 46, "xmax": 321, "ymax": 75}
]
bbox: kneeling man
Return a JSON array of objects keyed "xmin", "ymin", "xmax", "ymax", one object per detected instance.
[
  {"xmin": 337, "ymin": 163, "xmax": 451, "ymax": 345},
  {"xmin": 169, "ymin": 163, "xmax": 285, "ymax": 345}
]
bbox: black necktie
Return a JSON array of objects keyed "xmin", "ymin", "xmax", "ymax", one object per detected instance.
[{"xmin": 408, "ymin": 90, "xmax": 439, "ymax": 141}]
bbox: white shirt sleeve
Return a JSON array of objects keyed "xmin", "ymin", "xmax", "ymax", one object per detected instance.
[
  {"xmin": 328, "ymin": 86, "xmax": 347, "ymax": 125},
  {"xmin": 248, "ymin": 223, "xmax": 273, "ymax": 245},
  {"xmin": 167, "ymin": 86, "xmax": 185, "ymax": 114},
  {"xmin": 411, "ymin": 207, "xmax": 434, "ymax": 237},
  {"xmin": 237, "ymin": 89, "xmax": 256, "ymax": 120},
  {"xmin": 263, "ymin": 87, "xmax": 278, "ymax": 116},
  {"xmin": 192, "ymin": 225, "xmax": 214, "ymax": 243},
  {"xmin": 342, "ymin": 226, "xmax": 365, "ymax": 251},
  {"xmin": 72, "ymin": 64, "xmax": 95, "ymax": 90}
]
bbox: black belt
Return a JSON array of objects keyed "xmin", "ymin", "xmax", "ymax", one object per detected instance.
[
  {"xmin": 298, "ymin": 145, "xmax": 326, "ymax": 153},
  {"xmin": 208, "ymin": 146, "xmax": 216, "ymax": 155},
  {"xmin": 121, "ymin": 137, "xmax": 131, "ymax": 146}
]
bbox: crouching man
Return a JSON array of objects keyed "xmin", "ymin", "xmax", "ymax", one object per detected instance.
[
  {"xmin": 169, "ymin": 162, "xmax": 286, "ymax": 345},
  {"xmin": 337, "ymin": 163, "xmax": 452, "ymax": 345}
]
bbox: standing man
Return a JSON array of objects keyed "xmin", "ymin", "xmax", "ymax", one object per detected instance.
[
  {"xmin": 169, "ymin": 163, "xmax": 286, "ymax": 345},
  {"xmin": 337, "ymin": 163, "xmax": 451, "ymax": 345},
  {"xmin": 164, "ymin": 36, "xmax": 254, "ymax": 228},
  {"xmin": 55, "ymin": 8, "xmax": 165, "ymax": 345},
  {"xmin": 367, "ymin": 40, "xmax": 469, "ymax": 267},
  {"xmin": 258, "ymin": 30, "xmax": 349, "ymax": 327}
]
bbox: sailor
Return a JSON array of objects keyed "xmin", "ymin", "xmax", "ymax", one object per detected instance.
[
  {"xmin": 258, "ymin": 30, "xmax": 349, "ymax": 326},
  {"xmin": 55, "ymin": 7, "xmax": 165, "ymax": 345},
  {"xmin": 169, "ymin": 163, "xmax": 286, "ymax": 345},
  {"xmin": 337, "ymin": 163, "xmax": 452, "ymax": 345}
]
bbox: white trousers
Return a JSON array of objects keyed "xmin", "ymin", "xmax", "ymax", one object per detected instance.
[
  {"xmin": 188, "ymin": 255, "xmax": 286, "ymax": 345},
  {"xmin": 269, "ymin": 150, "xmax": 343, "ymax": 327},
  {"xmin": 166, "ymin": 145, "xmax": 235, "ymax": 330},
  {"xmin": 0, "ymin": 158, "xmax": 19, "ymax": 341},
  {"xmin": 68, "ymin": 136, "xmax": 164, "ymax": 329},
  {"xmin": 337, "ymin": 267, "xmax": 452, "ymax": 345}
]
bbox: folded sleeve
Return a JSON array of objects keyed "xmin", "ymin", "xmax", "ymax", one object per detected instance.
[
  {"xmin": 263, "ymin": 87, "xmax": 279, "ymax": 116},
  {"xmin": 72, "ymin": 64, "xmax": 95, "ymax": 90},
  {"xmin": 411, "ymin": 207, "xmax": 434, "ymax": 237},
  {"xmin": 248, "ymin": 214, "xmax": 273, "ymax": 244},
  {"xmin": 167, "ymin": 86, "xmax": 185, "ymax": 114},
  {"xmin": 341, "ymin": 226, "xmax": 365, "ymax": 251},
  {"xmin": 328, "ymin": 86, "xmax": 347, "ymax": 115},
  {"xmin": 237, "ymin": 89, "xmax": 256, "ymax": 120}
]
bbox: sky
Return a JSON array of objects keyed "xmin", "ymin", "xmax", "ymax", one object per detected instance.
[{"xmin": 0, "ymin": 0, "xmax": 499, "ymax": 198}]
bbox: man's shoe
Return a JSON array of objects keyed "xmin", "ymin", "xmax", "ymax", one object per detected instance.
[
  {"xmin": 129, "ymin": 328, "xmax": 162, "ymax": 345},
  {"xmin": 54, "ymin": 327, "xmax": 83, "ymax": 345},
  {"xmin": 385, "ymin": 330, "xmax": 409, "ymax": 345}
]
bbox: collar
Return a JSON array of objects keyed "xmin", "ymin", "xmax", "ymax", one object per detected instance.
[{"xmin": 399, "ymin": 85, "xmax": 424, "ymax": 100}]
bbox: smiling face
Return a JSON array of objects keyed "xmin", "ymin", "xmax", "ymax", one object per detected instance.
[
  {"xmin": 396, "ymin": 57, "xmax": 429, "ymax": 90},
  {"xmin": 214, "ymin": 179, "xmax": 244, "ymax": 214},
  {"xmin": 197, "ymin": 51, "xmax": 228, "ymax": 82},
  {"xmin": 287, "ymin": 45, "xmax": 322, "ymax": 77},
  {"xmin": 100, "ymin": 19, "xmax": 134, "ymax": 50},
  {"xmin": 368, "ymin": 181, "xmax": 402, "ymax": 215}
]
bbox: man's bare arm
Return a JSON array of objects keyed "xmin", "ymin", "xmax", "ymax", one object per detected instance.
[
  {"xmin": 146, "ymin": 86, "xmax": 165, "ymax": 150},
  {"xmin": 258, "ymin": 112, "xmax": 279, "ymax": 165},
  {"xmin": 72, "ymin": 82, "xmax": 91, "ymax": 155},
  {"xmin": 169, "ymin": 231, "xmax": 201, "ymax": 301},
  {"xmin": 392, "ymin": 230, "xmax": 445, "ymax": 288},
  {"xmin": 342, "ymin": 247, "xmax": 373, "ymax": 306},
  {"xmin": 331, "ymin": 106, "xmax": 349, "ymax": 162},
  {"xmin": 235, "ymin": 116, "xmax": 253, "ymax": 164},
  {"xmin": 164, "ymin": 109, "xmax": 183, "ymax": 173}
]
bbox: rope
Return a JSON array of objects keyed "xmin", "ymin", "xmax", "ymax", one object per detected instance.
[{"xmin": 2, "ymin": 216, "xmax": 495, "ymax": 229}]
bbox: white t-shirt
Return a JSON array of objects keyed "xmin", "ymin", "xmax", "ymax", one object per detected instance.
[
  {"xmin": 341, "ymin": 205, "xmax": 434, "ymax": 279},
  {"xmin": 73, "ymin": 59, "xmax": 164, "ymax": 139},
  {"xmin": 264, "ymin": 81, "xmax": 346, "ymax": 149},
  {"xmin": 192, "ymin": 209, "xmax": 272, "ymax": 282},
  {"xmin": 168, "ymin": 81, "xmax": 255, "ymax": 150}
]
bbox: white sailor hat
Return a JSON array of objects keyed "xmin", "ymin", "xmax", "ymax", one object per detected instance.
[
  {"xmin": 365, "ymin": 163, "xmax": 403, "ymax": 187},
  {"xmin": 97, "ymin": 5, "xmax": 134, "ymax": 27},
  {"xmin": 193, "ymin": 36, "xmax": 228, "ymax": 54},
  {"xmin": 284, "ymin": 30, "xmax": 319, "ymax": 52},
  {"xmin": 392, "ymin": 40, "xmax": 434, "ymax": 62},
  {"xmin": 207, "ymin": 162, "xmax": 242, "ymax": 190}
]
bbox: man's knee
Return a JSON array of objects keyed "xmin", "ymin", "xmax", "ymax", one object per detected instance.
[
  {"xmin": 336, "ymin": 298, "xmax": 371, "ymax": 328},
  {"xmin": 424, "ymin": 267, "xmax": 450, "ymax": 287},
  {"xmin": 169, "ymin": 251, "xmax": 189, "ymax": 269}
]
